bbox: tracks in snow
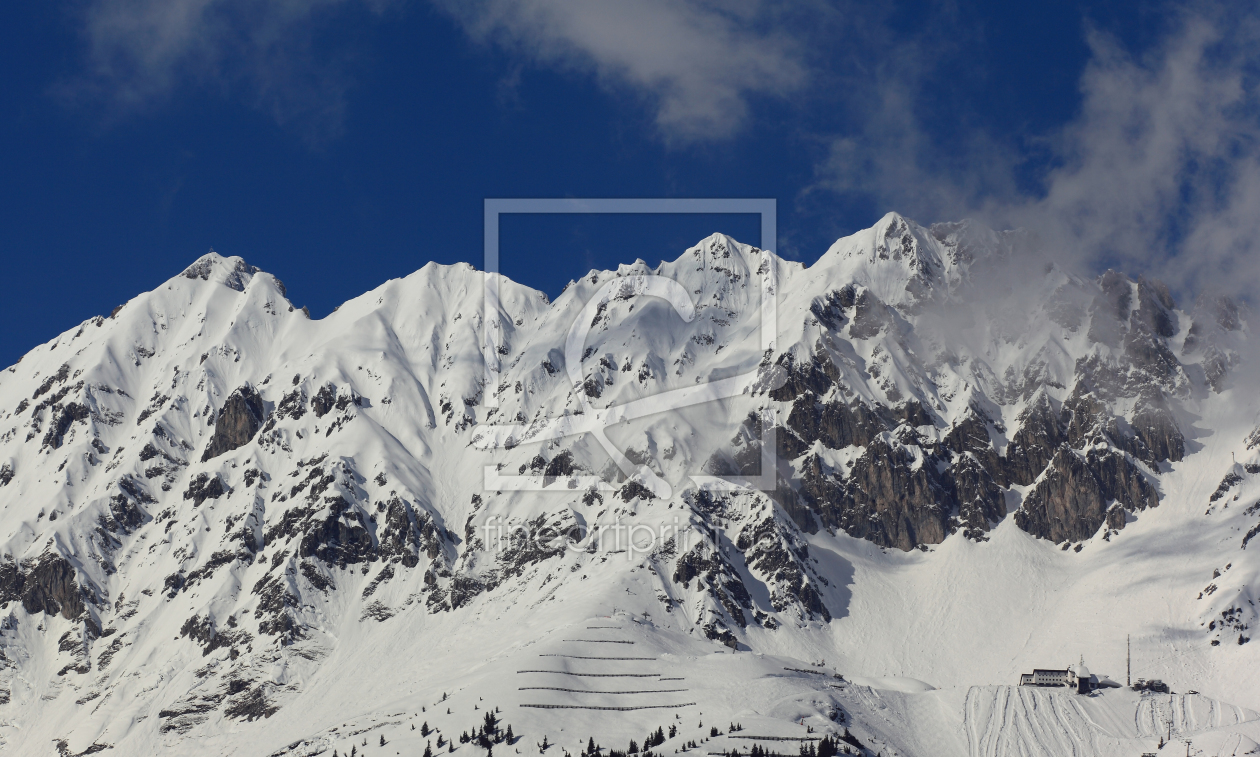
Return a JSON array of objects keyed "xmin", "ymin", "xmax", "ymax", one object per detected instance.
[
  {"xmin": 965, "ymin": 686, "xmax": 1117, "ymax": 757},
  {"xmin": 963, "ymin": 686, "xmax": 1260, "ymax": 757}
]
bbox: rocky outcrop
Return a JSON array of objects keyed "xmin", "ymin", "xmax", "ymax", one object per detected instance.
[
  {"xmin": 806, "ymin": 439, "xmax": 952, "ymax": 551},
  {"xmin": 943, "ymin": 411, "xmax": 1006, "ymax": 486},
  {"xmin": 311, "ymin": 384, "xmax": 337, "ymax": 418},
  {"xmin": 949, "ymin": 454, "xmax": 1006, "ymax": 539},
  {"xmin": 737, "ymin": 516, "xmax": 831, "ymax": 622},
  {"xmin": 202, "ymin": 385, "xmax": 267, "ymax": 462},
  {"xmin": 15, "ymin": 554, "xmax": 86, "ymax": 620},
  {"xmin": 182, "ymin": 255, "xmax": 259, "ymax": 291},
  {"xmin": 1129, "ymin": 391, "xmax": 1185, "ymax": 464},
  {"xmin": 107, "ymin": 475, "xmax": 154, "ymax": 533},
  {"xmin": 377, "ymin": 496, "xmax": 439, "ymax": 568},
  {"xmin": 674, "ymin": 541, "xmax": 753, "ymax": 628},
  {"xmin": 1060, "ymin": 383, "xmax": 1184, "ymax": 468},
  {"xmin": 41, "ymin": 401, "xmax": 90, "ymax": 450},
  {"xmin": 183, "ymin": 473, "xmax": 226, "ymax": 507},
  {"xmin": 1015, "ymin": 445, "xmax": 1159, "ymax": 543},
  {"xmin": 1004, "ymin": 393, "xmax": 1066, "ymax": 486},
  {"xmin": 297, "ymin": 496, "xmax": 374, "ymax": 567},
  {"xmin": 849, "ymin": 290, "xmax": 894, "ymax": 339},
  {"xmin": 768, "ymin": 351, "xmax": 841, "ymax": 403},
  {"xmin": 786, "ymin": 393, "xmax": 886, "ymax": 453},
  {"xmin": 809, "ymin": 286, "xmax": 854, "ymax": 331}
]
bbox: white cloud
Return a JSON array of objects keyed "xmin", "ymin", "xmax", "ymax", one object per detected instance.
[
  {"xmin": 809, "ymin": 5, "xmax": 1260, "ymax": 302},
  {"xmin": 433, "ymin": 0, "xmax": 811, "ymax": 141},
  {"xmin": 1020, "ymin": 11, "xmax": 1260, "ymax": 300},
  {"xmin": 66, "ymin": 0, "xmax": 1260, "ymax": 303},
  {"xmin": 69, "ymin": 0, "xmax": 816, "ymax": 142}
]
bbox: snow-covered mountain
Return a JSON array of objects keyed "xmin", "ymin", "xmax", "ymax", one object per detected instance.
[{"xmin": 1, "ymin": 212, "xmax": 1259, "ymax": 756}]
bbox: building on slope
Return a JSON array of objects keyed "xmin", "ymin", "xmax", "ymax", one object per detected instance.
[
  {"xmin": 1018, "ymin": 668, "xmax": 1076, "ymax": 688},
  {"xmin": 1017, "ymin": 658, "xmax": 1102, "ymax": 693}
]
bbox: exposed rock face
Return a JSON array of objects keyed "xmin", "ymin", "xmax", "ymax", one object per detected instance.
[
  {"xmin": 1004, "ymin": 394, "xmax": 1067, "ymax": 486},
  {"xmin": 183, "ymin": 473, "xmax": 226, "ymax": 507},
  {"xmin": 0, "ymin": 559, "xmax": 24, "ymax": 604},
  {"xmin": 182, "ymin": 255, "xmax": 258, "ymax": 291},
  {"xmin": 802, "ymin": 439, "xmax": 952, "ymax": 551},
  {"xmin": 673, "ymin": 541, "xmax": 753, "ymax": 629},
  {"xmin": 943, "ymin": 412, "xmax": 1007, "ymax": 487},
  {"xmin": 42, "ymin": 402, "xmax": 90, "ymax": 450},
  {"xmin": 311, "ymin": 384, "xmax": 337, "ymax": 418},
  {"xmin": 108, "ymin": 475, "xmax": 154, "ymax": 533},
  {"xmin": 785, "ymin": 393, "xmax": 886, "ymax": 453},
  {"xmin": 737, "ymin": 515, "xmax": 831, "ymax": 622},
  {"xmin": 768, "ymin": 351, "xmax": 841, "ymax": 403},
  {"xmin": 949, "ymin": 454, "xmax": 1006, "ymax": 539},
  {"xmin": 17, "ymin": 555, "xmax": 85, "ymax": 620},
  {"xmin": 770, "ymin": 267, "xmax": 1191, "ymax": 550},
  {"xmin": 1130, "ymin": 391, "xmax": 1185, "ymax": 464},
  {"xmin": 202, "ymin": 385, "xmax": 267, "ymax": 462},
  {"xmin": 1015, "ymin": 446, "xmax": 1159, "ymax": 542},
  {"xmin": 377, "ymin": 496, "xmax": 430, "ymax": 568},
  {"xmin": 849, "ymin": 290, "xmax": 894, "ymax": 339},
  {"xmin": 297, "ymin": 496, "xmax": 375, "ymax": 567}
]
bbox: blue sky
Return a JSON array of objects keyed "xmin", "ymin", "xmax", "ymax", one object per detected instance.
[{"xmin": 2, "ymin": 1, "xmax": 1258, "ymax": 369}]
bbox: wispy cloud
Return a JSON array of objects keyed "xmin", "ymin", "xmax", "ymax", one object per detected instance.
[
  {"xmin": 808, "ymin": 4, "xmax": 1260, "ymax": 301},
  {"xmin": 62, "ymin": 0, "xmax": 1260, "ymax": 301},
  {"xmin": 67, "ymin": 0, "xmax": 817, "ymax": 143},
  {"xmin": 432, "ymin": 0, "xmax": 813, "ymax": 141},
  {"xmin": 1018, "ymin": 10, "xmax": 1260, "ymax": 300},
  {"xmin": 64, "ymin": 0, "xmax": 389, "ymax": 143}
]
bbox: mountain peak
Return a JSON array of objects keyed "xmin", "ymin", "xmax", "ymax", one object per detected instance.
[
  {"xmin": 179, "ymin": 251, "xmax": 261, "ymax": 292},
  {"xmin": 813, "ymin": 212, "xmax": 946, "ymax": 307}
]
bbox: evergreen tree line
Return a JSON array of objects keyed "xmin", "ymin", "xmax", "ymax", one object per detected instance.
[
  {"xmin": 715, "ymin": 731, "xmax": 867, "ymax": 757},
  {"xmin": 459, "ymin": 709, "xmax": 515, "ymax": 751}
]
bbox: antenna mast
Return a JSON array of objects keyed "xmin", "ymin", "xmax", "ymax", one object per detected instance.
[{"xmin": 1127, "ymin": 635, "xmax": 1131, "ymax": 687}]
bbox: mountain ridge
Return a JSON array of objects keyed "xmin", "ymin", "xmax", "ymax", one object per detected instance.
[{"xmin": 0, "ymin": 215, "xmax": 1257, "ymax": 755}]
